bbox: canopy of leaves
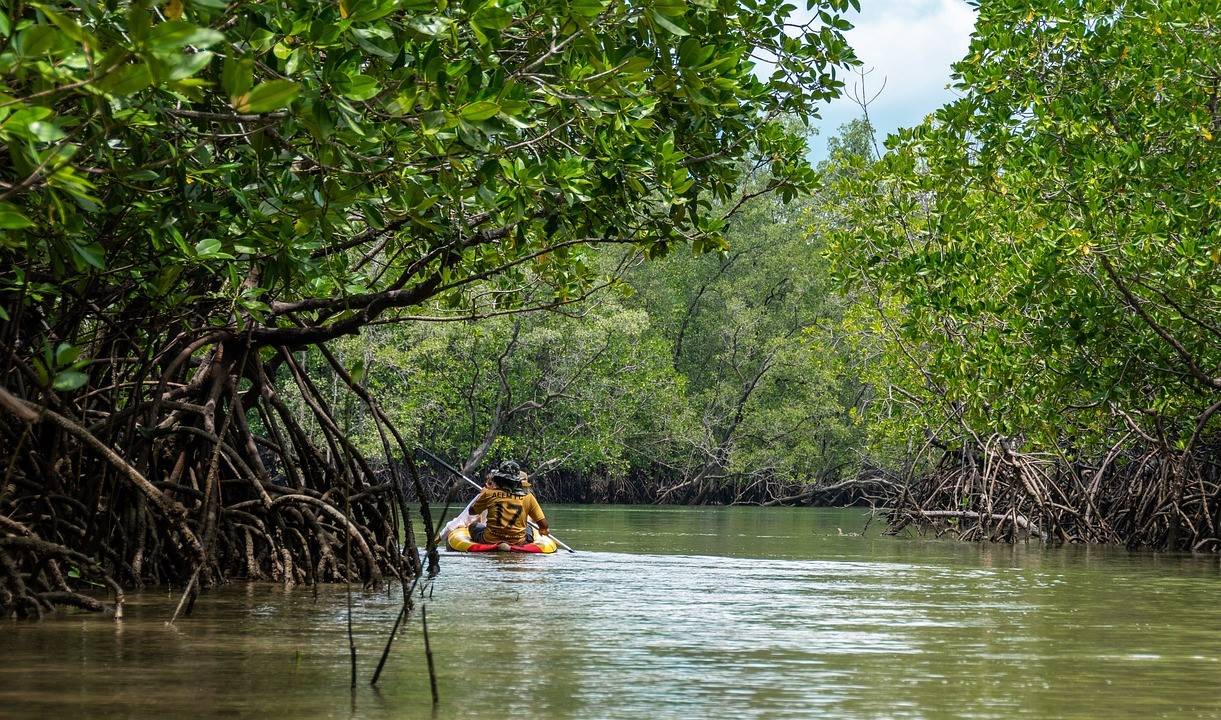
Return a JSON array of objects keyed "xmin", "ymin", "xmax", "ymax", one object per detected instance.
[
  {"xmin": 627, "ymin": 171, "xmax": 867, "ymax": 495},
  {"xmin": 306, "ymin": 131, "xmax": 878, "ymax": 502},
  {"xmin": 311, "ymin": 295, "xmax": 686, "ymax": 479},
  {"xmin": 831, "ymin": 0, "xmax": 1221, "ymax": 453},
  {"xmin": 1, "ymin": 0, "xmax": 858, "ymax": 353}
]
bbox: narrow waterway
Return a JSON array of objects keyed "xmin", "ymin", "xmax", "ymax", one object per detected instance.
[{"xmin": 3, "ymin": 506, "xmax": 1219, "ymax": 719}]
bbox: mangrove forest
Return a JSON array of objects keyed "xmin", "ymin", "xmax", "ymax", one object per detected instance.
[{"xmin": 1, "ymin": 0, "xmax": 1218, "ymax": 631}]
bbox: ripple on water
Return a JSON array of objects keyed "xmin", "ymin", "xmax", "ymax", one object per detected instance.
[{"xmin": 1, "ymin": 506, "xmax": 1219, "ymax": 720}]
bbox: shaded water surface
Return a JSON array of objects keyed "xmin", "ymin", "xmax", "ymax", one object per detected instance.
[{"xmin": 2, "ymin": 506, "xmax": 1219, "ymax": 719}]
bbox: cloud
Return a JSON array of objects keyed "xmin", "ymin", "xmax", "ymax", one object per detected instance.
[
  {"xmin": 843, "ymin": 0, "xmax": 976, "ymax": 106},
  {"xmin": 814, "ymin": 0, "xmax": 977, "ymax": 155}
]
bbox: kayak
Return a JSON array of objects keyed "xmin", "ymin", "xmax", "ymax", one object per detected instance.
[{"xmin": 446, "ymin": 524, "xmax": 558, "ymax": 554}]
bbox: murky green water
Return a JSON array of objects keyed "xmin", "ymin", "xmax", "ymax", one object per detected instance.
[{"xmin": 2, "ymin": 506, "xmax": 1219, "ymax": 719}]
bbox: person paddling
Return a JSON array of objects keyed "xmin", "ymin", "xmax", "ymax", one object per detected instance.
[{"xmin": 467, "ymin": 460, "xmax": 550, "ymax": 550}]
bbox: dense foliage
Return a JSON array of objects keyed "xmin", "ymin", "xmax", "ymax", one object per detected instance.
[
  {"xmin": 0, "ymin": 0, "xmax": 858, "ymax": 617},
  {"xmin": 831, "ymin": 0, "xmax": 1220, "ymax": 549},
  {"xmin": 5, "ymin": 0, "xmax": 1216, "ymax": 627},
  {"xmin": 313, "ymin": 293, "xmax": 687, "ymax": 484},
  {"xmin": 306, "ymin": 125, "xmax": 878, "ymax": 506},
  {"xmin": 1, "ymin": 0, "xmax": 855, "ymax": 344}
]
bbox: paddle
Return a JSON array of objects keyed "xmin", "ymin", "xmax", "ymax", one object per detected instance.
[{"xmin": 418, "ymin": 447, "xmax": 576, "ymax": 553}]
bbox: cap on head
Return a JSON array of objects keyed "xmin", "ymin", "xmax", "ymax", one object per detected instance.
[{"xmin": 491, "ymin": 459, "xmax": 529, "ymax": 495}]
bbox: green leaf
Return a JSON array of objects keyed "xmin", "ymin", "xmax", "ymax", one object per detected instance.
[
  {"xmin": 0, "ymin": 202, "xmax": 34, "ymax": 229},
  {"xmin": 73, "ymin": 242, "xmax": 106, "ymax": 269},
  {"xmin": 222, "ymin": 55, "xmax": 254, "ymax": 98},
  {"xmin": 4, "ymin": 109, "xmax": 67, "ymax": 145},
  {"xmin": 52, "ymin": 370, "xmax": 89, "ymax": 391},
  {"xmin": 300, "ymin": 99, "xmax": 335, "ymax": 140},
  {"xmin": 347, "ymin": 353, "xmax": 366, "ymax": 384},
  {"xmin": 32, "ymin": 4, "xmax": 98, "ymax": 49},
  {"xmin": 126, "ymin": 3, "xmax": 151, "ymax": 41},
  {"xmin": 408, "ymin": 15, "xmax": 452, "ymax": 37},
  {"xmin": 235, "ymin": 80, "xmax": 300, "ymax": 113},
  {"xmin": 569, "ymin": 0, "xmax": 609, "ymax": 18},
  {"xmin": 339, "ymin": 74, "xmax": 381, "ymax": 101},
  {"xmin": 460, "ymin": 100, "xmax": 501, "ymax": 121},
  {"xmin": 421, "ymin": 110, "xmax": 455, "ymax": 133},
  {"xmin": 346, "ymin": 0, "xmax": 399, "ymax": 22},
  {"xmin": 18, "ymin": 26, "xmax": 65, "ymax": 55},
  {"xmin": 650, "ymin": 11, "xmax": 689, "ymax": 36},
  {"xmin": 195, "ymin": 237, "xmax": 223, "ymax": 257},
  {"xmin": 652, "ymin": 0, "xmax": 688, "ymax": 18},
  {"xmin": 166, "ymin": 51, "xmax": 214, "ymax": 80},
  {"xmin": 55, "ymin": 342, "xmax": 81, "ymax": 367},
  {"xmin": 285, "ymin": 48, "xmax": 305, "ymax": 74},
  {"xmin": 98, "ymin": 64, "xmax": 153, "ymax": 96},
  {"xmin": 472, "ymin": 6, "xmax": 513, "ymax": 30},
  {"xmin": 2, "ymin": 105, "xmax": 51, "ymax": 129},
  {"xmin": 145, "ymin": 21, "xmax": 225, "ymax": 51},
  {"xmin": 26, "ymin": 120, "xmax": 65, "ymax": 142}
]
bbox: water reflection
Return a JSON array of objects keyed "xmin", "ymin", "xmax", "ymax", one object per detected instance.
[{"xmin": 1, "ymin": 506, "xmax": 1218, "ymax": 719}]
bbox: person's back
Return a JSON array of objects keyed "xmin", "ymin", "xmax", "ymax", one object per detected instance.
[
  {"xmin": 469, "ymin": 461, "xmax": 549, "ymax": 546},
  {"xmin": 471, "ymin": 488, "xmax": 544, "ymax": 544}
]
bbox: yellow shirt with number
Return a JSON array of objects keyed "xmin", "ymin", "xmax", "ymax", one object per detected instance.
[{"xmin": 471, "ymin": 488, "xmax": 545, "ymax": 545}]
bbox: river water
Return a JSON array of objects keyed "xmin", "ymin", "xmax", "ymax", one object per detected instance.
[{"xmin": 2, "ymin": 506, "xmax": 1219, "ymax": 719}]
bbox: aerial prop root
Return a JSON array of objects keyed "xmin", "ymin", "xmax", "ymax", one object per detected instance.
[
  {"xmin": 887, "ymin": 436, "xmax": 1219, "ymax": 551},
  {"xmin": 0, "ymin": 334, "xmax": 431, "ymax": 618}
]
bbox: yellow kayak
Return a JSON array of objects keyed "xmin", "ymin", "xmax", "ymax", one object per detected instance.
[{"xmin": 446, "ymin": 525, "xmax": 558, "ymax": 554}]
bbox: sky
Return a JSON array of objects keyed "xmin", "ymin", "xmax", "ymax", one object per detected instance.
[{"xmin": 810, "ymin": 0, "xmax": 978, "ymax": 158}]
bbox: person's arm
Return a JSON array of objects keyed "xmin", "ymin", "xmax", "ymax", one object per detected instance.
[
  {"xmin": 527, "ymin": 496, "xmax": 548, "ymax": 535},
  {"xmin": 470, "ymin": 488, "xmax": 494, "ymax": 516}
]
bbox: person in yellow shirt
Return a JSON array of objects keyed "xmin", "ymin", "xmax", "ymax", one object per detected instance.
[{"xmin": 468, "ymin": 460, "xmax": 549, "ymax": 549}]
